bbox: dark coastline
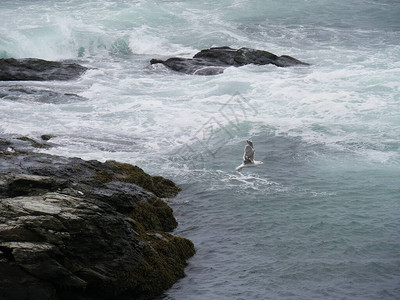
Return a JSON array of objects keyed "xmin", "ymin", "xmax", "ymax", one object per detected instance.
[{"xmin": 0, "ymin": 134, "xmax": 195, "ymax": 300}]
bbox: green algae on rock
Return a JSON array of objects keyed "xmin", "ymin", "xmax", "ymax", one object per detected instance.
[{"xmin": 101, "ymin": 161, "xmax": 181, "ymax": 198}]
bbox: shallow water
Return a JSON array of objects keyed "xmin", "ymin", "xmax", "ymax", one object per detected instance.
[{"xmin": 1, "ymin": 1, "xmax": 399, "ymax": 299}]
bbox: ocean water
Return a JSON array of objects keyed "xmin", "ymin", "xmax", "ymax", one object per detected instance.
[{"xmin": 1, "ymin": 1, "xmax": 399, "ymax": 299}]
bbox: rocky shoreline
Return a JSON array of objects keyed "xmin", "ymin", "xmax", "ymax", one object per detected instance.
[
  {"xmin": 0, "ymin": 135, "xmax": 195, "ymax": 300},
  {"xmin": 0, "ymin": 46, "xmax": 309, "ymax": 299}
]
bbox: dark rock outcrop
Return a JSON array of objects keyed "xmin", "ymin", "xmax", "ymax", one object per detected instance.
[
  {"xmin": 150, "ymin": 46, "xmax": 309, "ymax": 75},
  {"xmin": 0, "ymin": 136, "xmax": 195, "ymax": 300},
  {"xmin": 0, "ymin": 58, "xmax": 87, "ymax": 81},
  {"xmin": 41, "ymin": 134, "xmax": 54, "ymax": 141}
]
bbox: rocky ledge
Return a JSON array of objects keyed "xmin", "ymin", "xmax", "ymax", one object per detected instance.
[
  {"xmin": 151, "ymin": 46, "xmax": 309, "ymax": 75},
  {"xmin": 0, "ymin": 58, "xmax": 87, "ymax": 81},
  {"xmin": 0, "ymin": 135, "xmax": 195, "ymax": 300}
]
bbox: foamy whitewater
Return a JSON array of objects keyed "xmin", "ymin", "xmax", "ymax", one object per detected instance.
[{"xmin": 1, "ymin": 0, "xmax": 399, "ymax": 299}]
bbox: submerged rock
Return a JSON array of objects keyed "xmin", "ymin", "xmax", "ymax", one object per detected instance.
[
  {"xmin": 151, "ymin": 46, "xmax": 309, "ymax": 75},
  {"xmin": 0, "ymin": 136, "xmax": 195, "ymax": 300},
  {"xmin": 0, "ymin": 85, "xmax": 87, "ymax": 103},
  {"xmin": 0, "ymin": 58, "xmax": 87, "ymax": 81},
  {"xmin": 41, "ymin": 134, "xmax": 54, "ymax": 141},
  {"xmin": 16, "ymin": 136, "xmax": 51, "ymax": 149}
]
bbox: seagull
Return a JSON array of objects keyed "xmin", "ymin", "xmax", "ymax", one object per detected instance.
[{"xmin": 243, "ymin": 140, "xmax": 255, "ymax": 164}]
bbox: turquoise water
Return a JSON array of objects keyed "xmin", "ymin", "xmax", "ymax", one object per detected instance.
[{"xmin": 1, "ymin": 1, "xmax": 399, "ymax": 299}]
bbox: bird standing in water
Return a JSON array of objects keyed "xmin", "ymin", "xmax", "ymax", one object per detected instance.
[{"xmin": 243, "ymin": 140, "xmax": 255, "ymax": 164}]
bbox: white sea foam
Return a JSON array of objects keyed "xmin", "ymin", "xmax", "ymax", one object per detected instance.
[{"xmin": 128, "ymin": 25, "xmax": 196, "ymax": 56}]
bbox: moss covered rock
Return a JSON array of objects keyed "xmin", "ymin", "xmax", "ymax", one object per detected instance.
[
  {"xmin": 102, "ymin": 161, "xmax": 181, "ymax": 198},
  {"xmin": 0, "ymin": 136, "xmax": 195, "ymax": 300}
]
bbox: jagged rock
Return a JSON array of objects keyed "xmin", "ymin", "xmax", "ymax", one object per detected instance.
[
  {"xmin": 150, "ymin": 57, "xmax": 227, "ymax": 75},
  {"xmin": 150, "ymin": 46, "xmax": 309, "ymax": 75},
  {"xmin": 0, "ymin": 135, "xmax": 51, "ymax": 154},
  {"xmin": 0, "ymin": 136, "xmax": 195, "ymax": 300},
  {"xmin": 40, "ymin": 135, "xmax": 54, "ymax": 141},
  {"xmin": 1, "ymin": 174, "xmax": 69, "ymax": 197},
  {"xmin": 0, "ymin": 58, "xmax": 87, "ymax": 81},
  {"xmin": 16, "ymin": 136, "xmax": 51, "ymax": 149}
]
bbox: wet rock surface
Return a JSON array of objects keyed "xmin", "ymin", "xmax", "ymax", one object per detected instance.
[
  {"xmin": 0, "ymin": 58, "xmax": 87, "ymax": 81},
  {"xmin": 151, "ymin": 46, "xmax": 309, "ymax": 75},
  {"xmin": 0, "ymin": 85, "xmax": 87, "ymax": 103},
  {"xmin": 0, "ymin": 135, "xmax": 195, "ymax": 300}
]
